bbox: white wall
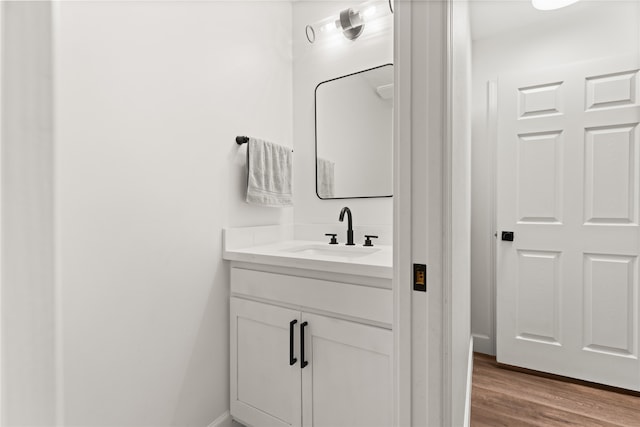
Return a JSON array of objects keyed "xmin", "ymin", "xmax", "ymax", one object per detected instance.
[
  {"xmin": 1, "ymin": 2, "xmax": 56, "ymax": 425},
  {"xmin": 470, "ymin": 2, "xmax": 640, "ymax": 355},
  {"xmin": 53, "ymin": 1, "xmax": 292, "ymax": 425},
  {"xmin": 293, "ymin": 1, "xmax": 393, "ymax": 240}
]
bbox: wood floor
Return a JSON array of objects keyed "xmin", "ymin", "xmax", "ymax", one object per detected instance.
[{"xmin": 471, "ymin": 353, "xmax": 640, "ymax": 427}]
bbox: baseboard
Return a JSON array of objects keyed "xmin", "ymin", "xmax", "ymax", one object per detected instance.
[
  {"xmin": 471, "ymin": 333, "xmax": 494, "ymax": 356},
  {"xmin": 208, "ymin": 411, "xmax": 233, "ymax": 427},
  {"xmin": 464, "ymin": 336, "xmax": 474, "ymax": 427}
]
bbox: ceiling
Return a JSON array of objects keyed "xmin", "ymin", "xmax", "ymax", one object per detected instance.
[{"xmin": 469, "ymin": 0, "xmax": 638, "ymax": 41}]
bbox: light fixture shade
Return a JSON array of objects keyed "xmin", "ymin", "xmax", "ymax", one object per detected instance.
[
  {"xmin": 359, "ymin": 0, "xmax": 393, "ymax": 22},
  {"xmin": 306, "ymin": 0, "xmax": 393, "ymax": 44},
  {"xmin": 532, "ymin": 0, "xmax": 580, "ymax": 11},
  {"xmin": 306, "ymin": 14, "xmax": 341, "ymax": 44}
]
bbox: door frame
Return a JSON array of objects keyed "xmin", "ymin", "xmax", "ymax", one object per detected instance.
[
  {"xmin": 392, "ymin": 0, "xmax": 412, "ymax": 425},
  {"xmin": 488, "ymin": 79, "xmax": 499, "ymax": 356},
  {"xmin": 0, "ymin": 1, "xmax": 4, "ymax": 424},
  {"xmin": 393, "ymin": 0, "xmax": 460, "ymax": 425},
  {"xmin": 470, "ymin": 79, "xmax": 499, "ymax": 357}
]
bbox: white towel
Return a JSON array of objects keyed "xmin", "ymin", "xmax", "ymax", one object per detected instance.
[
  {"xmin": 246, "ymin": 138, "xmax": 293, "ymax": 207},
  {"xmin": 316, "ymin": 157, "xmax": 335, "ymax": 198}
]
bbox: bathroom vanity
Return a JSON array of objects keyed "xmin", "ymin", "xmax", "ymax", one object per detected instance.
[{"xmin": 223, "ymin": 225, "xmax": 392, "ymax": 427}]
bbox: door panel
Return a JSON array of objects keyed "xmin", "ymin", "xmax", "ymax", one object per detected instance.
[
  {"xmin": 515, "ymin": 250, "xmax": 562, "ymax": 345},
  {"xmin": 301, "ymin": 313, "xmax": 392, "ymax": 427},
  {"xmin": 516, "ymin": 131, "xmax": 563, "ymax": 223},
  {"xmin": 230, "ymin": 298, "xmax": 302, "ymax": 427},
  {"xmin": 585, "ymin": 70, "xmax": 638, "ymax": 110},
  {"xmin": 497, "ymin": 55, "xmax": 640, "ymax": 391},
  {"xmin": 583, "ymin": 253, "xmax": 637, "ymax": 356},
  {"xmin": 584, "ymin": 124, "xmax": 638, "ymax": 224},
  {"xmin": 517, "ymin": 81, "xmax": 563, "ymax": 119}
]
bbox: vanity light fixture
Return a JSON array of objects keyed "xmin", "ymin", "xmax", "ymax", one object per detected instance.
[
  {"xmin": 305, "ymin": 0, "xmax": 393, "ymax": 44},
  {"xmin": 532, "ymin": 0, "xmax": 580, "ymax": 11}
]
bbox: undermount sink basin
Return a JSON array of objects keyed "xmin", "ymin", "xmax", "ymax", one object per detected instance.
[{"xmin": 281, "ymin": 244, "xmax": 380, "ymax": 259}]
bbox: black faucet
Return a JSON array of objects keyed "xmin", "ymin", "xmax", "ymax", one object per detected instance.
[{"xmin": 339, "ymin": 207, "xmax": 355, "ymax": 246}]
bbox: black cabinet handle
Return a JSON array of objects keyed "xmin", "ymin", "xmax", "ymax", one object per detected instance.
[
  {"xmin": 300, "ymin": 321, "xmax": 309, "ymax": 368},
  {"xmin": 289, "ymin": 319, "xmax": 297, "ymax": 366}
]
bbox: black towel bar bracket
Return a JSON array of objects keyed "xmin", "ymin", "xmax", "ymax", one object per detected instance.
[{"xmin": 235, "ymin": 136, "xmax": 293, "ymax": 152}]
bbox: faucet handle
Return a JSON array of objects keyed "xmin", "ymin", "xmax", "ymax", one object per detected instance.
[
  {"xmin": 325, "ymin": 233, "xmax": 339, "ymax": 245},
  {"xmin": 363, "ymin": 235, "xmax": 379, "ymax": 247}
]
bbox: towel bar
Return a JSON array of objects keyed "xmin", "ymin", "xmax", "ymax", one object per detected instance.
[{"xmin": 235, "ymin": 136, "xmax": 293, "ymax": 152}]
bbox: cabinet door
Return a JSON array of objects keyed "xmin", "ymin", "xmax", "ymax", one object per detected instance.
[
  {"xmin": 230, "ymin": 298, "xmax": 302, "ymax": 427},
  {"xmin": 300, "ymin": 313, "xmax": 392, "ymax": 427}
]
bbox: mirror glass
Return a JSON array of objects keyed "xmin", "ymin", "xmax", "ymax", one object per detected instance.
[{"xmin": 315, "ymin": 64, "xmax": 393, "ymax": 199}]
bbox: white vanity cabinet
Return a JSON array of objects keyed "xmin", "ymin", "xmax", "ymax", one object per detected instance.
[
  {"xmin": 300, "ymin": 312, "xmax": 392, "ymax": 427},
  {"xmin": 230, "ymin": 298, "xmax": 301, "ymax": 427},
  {"xmin": 229, "ymin": 265, "xmax": 392, "ymax": 427}
]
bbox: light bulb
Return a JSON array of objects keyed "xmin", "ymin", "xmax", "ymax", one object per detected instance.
[
  {"xmin": 321, "ymin": 22, "xmax": 337, "ymax": 33},
  {"xmin": 357, "ymin": 0, "xmax": 393, "ymax": 22},
  {"xmin": 363, "ymin": 6, "xmax": 377, "ymax": 18}
]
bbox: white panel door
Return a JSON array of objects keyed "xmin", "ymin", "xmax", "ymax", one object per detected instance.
[
  {"xmin": 497, "ymin": 56, "xmax": 640, "ymax": 390},
  {"xmin": 301, "ymin": 313, "xmax": 392, "ymax": 427},
  {"xmin": 230, "ymin": 298, "xmax": 302, "ymax": 427}
]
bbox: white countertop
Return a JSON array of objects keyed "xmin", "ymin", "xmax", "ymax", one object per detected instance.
[{"xmin": 223, "ymin": 239, "xmax": 393, "ymax": 279}]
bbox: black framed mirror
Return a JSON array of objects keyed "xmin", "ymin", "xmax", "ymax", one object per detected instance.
[{"xmin": 314, "ymin": 64, "xmax": 393, "ymax": 199}]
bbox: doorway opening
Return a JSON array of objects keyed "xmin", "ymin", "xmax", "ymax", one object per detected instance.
[{"xmin": 469, "ymin": 0, "xmax": 640, "ymax": 391}]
